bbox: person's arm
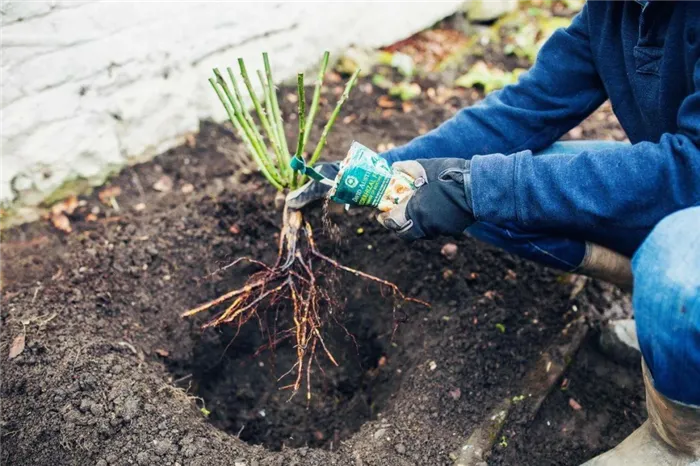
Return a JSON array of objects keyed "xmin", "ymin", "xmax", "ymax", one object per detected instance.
[
  {"xmin": 472, "ymin": 57, "xmax": 700, "ymax": 236},
  {"xmin": 383, "ymin": 4, "xmax": 606, "ymax": 165}
]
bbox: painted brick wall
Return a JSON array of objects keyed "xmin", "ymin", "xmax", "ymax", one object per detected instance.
[{"xmin": 1, "ymin": 0, "xmax": 512, "ymax": 218}]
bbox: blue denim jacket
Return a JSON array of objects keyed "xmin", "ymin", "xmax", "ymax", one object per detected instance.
[{"xmin": 383, "ymin": 1, "xmax": 700, "ymax": 255}]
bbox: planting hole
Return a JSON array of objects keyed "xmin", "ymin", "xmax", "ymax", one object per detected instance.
[{"xmin": 167, "ymin": 292, "xmax": 402, "ymax": 451}]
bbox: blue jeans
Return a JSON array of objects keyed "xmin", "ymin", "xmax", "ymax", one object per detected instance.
[
  {"xmin": 633, "ymin": 206, "xmax": 700, "ymax": 405},
  {"xmin": 467, "ymin": 141, "xmax": 700, "ymax": 405}
]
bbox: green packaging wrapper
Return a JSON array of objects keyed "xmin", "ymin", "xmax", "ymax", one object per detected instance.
[{"xmin": 330, "ymin": 142, "xmax": 416, "ymax": 211}]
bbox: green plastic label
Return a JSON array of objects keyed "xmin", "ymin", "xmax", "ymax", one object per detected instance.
[{"xmin": 331, "ymin": 142, "xmax": 394, "ymax": 207}]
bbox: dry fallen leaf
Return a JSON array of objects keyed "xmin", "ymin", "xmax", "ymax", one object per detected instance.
[
  {"xmin": 153, "ymin": 175, "xmax": 173, "ymax": 193},
  {"xmin": 377, "ymin": 95, "xmax": 396, "ymax": 108},
  {"xmin": 98, "ymin": 186, "xmax": 122, "ymax": 206},
  {"xmin": 51, "ymin": 195, "xmax": 79, "ymax": 216},
  {"xmin": 569, "ymin": 398, "xmax": 583, "ymax": 411},
  {"xmin": 561, "ymin": 378, "xmax": 570, "ymax": 390},
  {"xmin": 155, "ymin": 348, "xmax": 170, "ymax": 357},
  {"xmin": 47, "ymin": 196, "xmax": 79, "ymax": 232},
  {"xmin": 9, "ymin": 333, "xmax": 25, "ymax": 360},
  {"xmin": 50, "ymin": 213, "xmax": 72, "ymax": 233},
  {"xmin": 326, "ymin": 71, "xmax": 342, "ymax": 83}
]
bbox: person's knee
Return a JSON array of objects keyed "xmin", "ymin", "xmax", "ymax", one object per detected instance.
[
  {"xmin": 633, "ymin": 207, "xmax": 700, "ymax": 291},
  {"xmin": 632, "ymin": 206, "xmax": 700, "ymax": 404}
]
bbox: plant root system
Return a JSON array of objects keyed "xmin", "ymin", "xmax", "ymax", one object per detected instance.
[{"xmin": 182, "ymin": 208, "xmax": 428, "ymax": 400}]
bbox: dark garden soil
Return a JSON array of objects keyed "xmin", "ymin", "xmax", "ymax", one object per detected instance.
[{"xmin": 2, "ymin": 43, "xmax": 642, "ymax": 466}]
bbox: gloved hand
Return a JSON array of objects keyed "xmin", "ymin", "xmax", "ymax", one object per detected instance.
[
  {"xmin": 377, "ymin": 158, "xmax": 475, "ymax": 241},
  {"xmin": 285, "ymin": 162, "xmax": 340, "ymax": 209}
]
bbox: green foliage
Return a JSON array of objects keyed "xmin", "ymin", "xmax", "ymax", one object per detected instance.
[
  {"xmin": 389, "ymin": 82, "xmax": 422, "ymax": 101},
  {"xmin": 562, "ymin": 0, "xmax": 584, "ymax": 13},
  {"xmin": 377, "ymin": 51, "xmax": 415, "ymax": 77},
  {"xmin": 455, "ymin": 61, "xmax": 526, "ymax": 94},
  {"xmin": 371, "ymin": 74, "xmax": 393, "ymax": 90},
  {"xmin": 494, "ymin": 5, "xmax": 573, "ymax": 63}
]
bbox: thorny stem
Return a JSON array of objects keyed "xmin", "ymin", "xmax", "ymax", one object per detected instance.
[
  {"xmin": 302, "ymin": 51, "xmax": 330, "ymax": 153},
  {"xmin": 257, "ymin": 69, "xmax": 286, "ymax": 176},
  {"xmin": 220, "ymin": 68, "xmax": 274, "ymax": 180},
  {"xmin": 293, "ymin": 73, "xmax": 306, "ymax": 189},
  {"xmin": 309, "ymin": 68, "xmax": 361, "ymax": 167},
  {"xmin": 263, "ymin": 53, "xmax": 291, "ymax": 181},
  {"xmin": 208, "ymin": 77, "xmax": 283, "ymax": 190},
  {"xmin": 211, "ymin": 53, "xmax": 359, "ymax": 191},
  {"xmin": 226, "ymin": 67, "xmax": 266, "ymax": 153},
  {"xmin": 238, "ymin": 58, "xmax": 287, "ymax": 176},
  {"xmin": 213, "ymin": 69, "xmax": 280, "ymax": 183}
]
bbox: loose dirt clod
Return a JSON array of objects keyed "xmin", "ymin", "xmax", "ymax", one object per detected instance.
[
  {"xmin": 8, "ymin": 333, "xmax": 25, "ymax": 359},
  {"xmin": 441, "ymin": 243, "xmax": 459, "ymax": 260}
]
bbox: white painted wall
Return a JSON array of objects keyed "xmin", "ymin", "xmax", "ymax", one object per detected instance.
[{"xmin": 1, "ymin": 0, "xmax": 512, "ymax": 217}]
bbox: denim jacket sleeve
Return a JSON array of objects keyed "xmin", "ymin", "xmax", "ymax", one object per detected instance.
[
  {"xmin": 382, "ymin": 4, "xmax": 607, "ymax": 165},
  {"xmin": 471, "ymin": 56, "xmax": 700, "ymax": 237}
]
